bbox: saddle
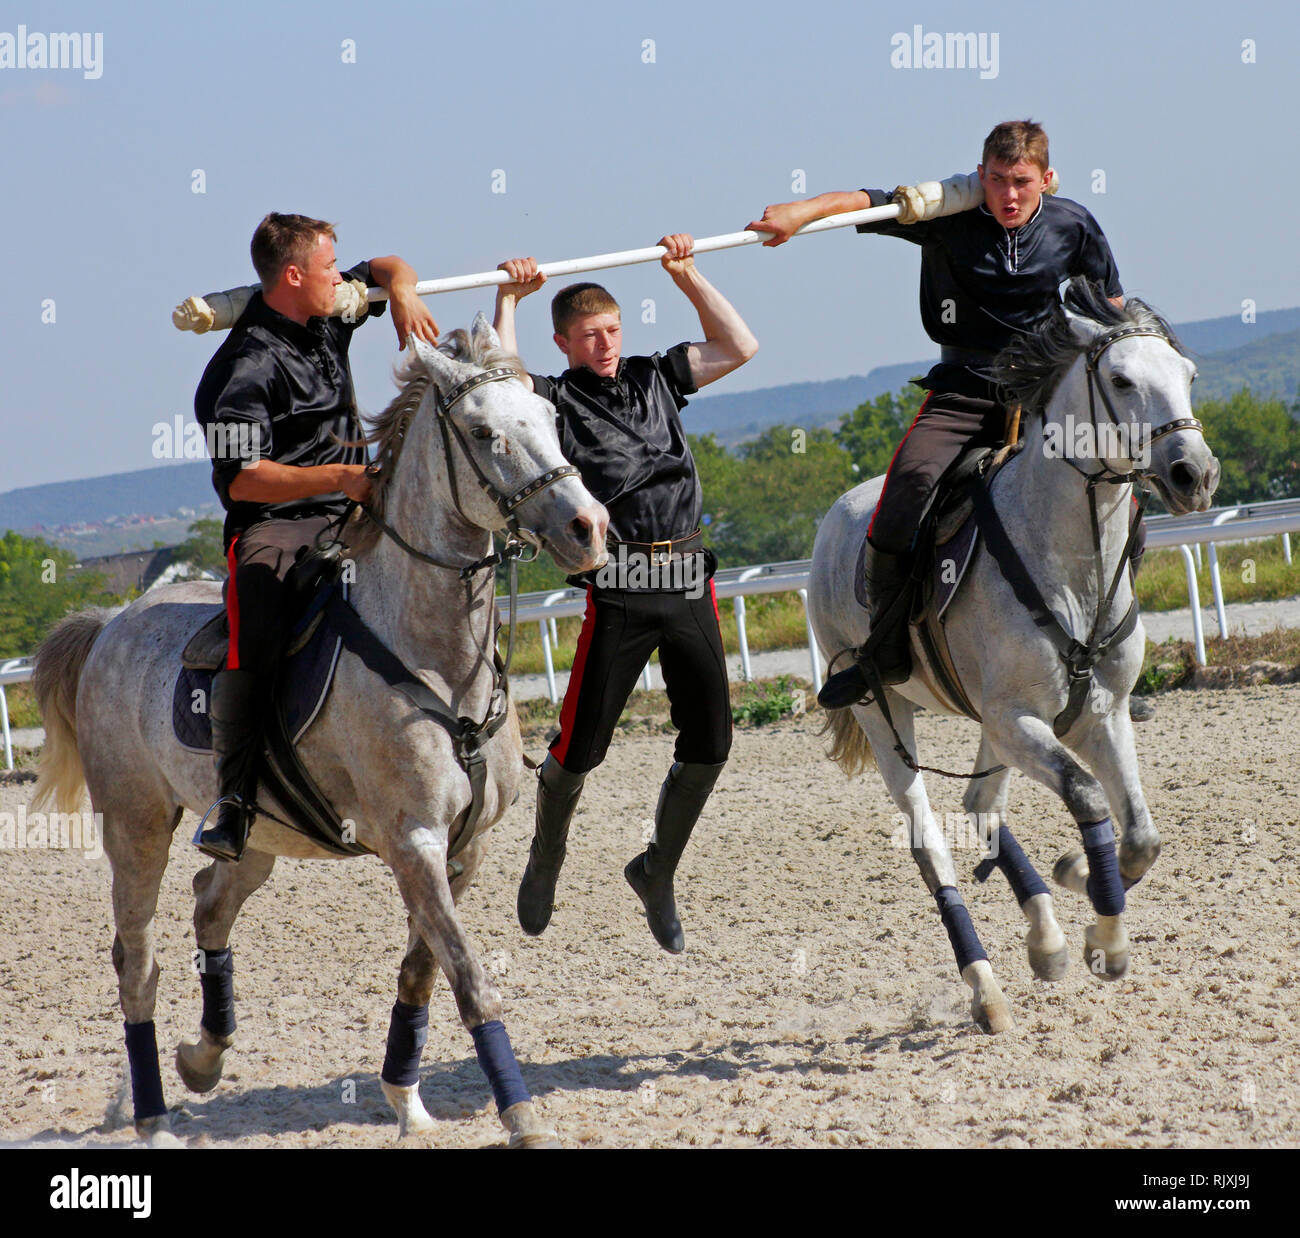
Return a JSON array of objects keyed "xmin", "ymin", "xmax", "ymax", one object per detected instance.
[
  {"xmin": 910, "ymin": 444, "xmax": 1021, "ymax": 719},
  {"xmin": 853, "ymin": 443, "xmax": 1021, "ymax": 721},
  {"xmin": 173, "ymin": 545, "xmax": 372, "ymax": 857}
]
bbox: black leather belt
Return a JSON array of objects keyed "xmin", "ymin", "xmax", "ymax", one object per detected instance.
[
  {"xmin": 940, "ymin": 345, "xmax": 999, "ymax": 366},
  {"xmin": 607, "ymin": 528, "xmax": 704, "ymax": 562}
]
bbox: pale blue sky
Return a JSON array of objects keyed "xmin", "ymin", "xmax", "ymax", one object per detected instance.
[{"xmin": 3, "ymin": 0, "xmax": 1296, "ymax": 491}]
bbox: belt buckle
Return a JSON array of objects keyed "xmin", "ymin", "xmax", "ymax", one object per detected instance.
[{"xmin": 649, "ymin": 539, "xmax": 672, "ymax": 566}]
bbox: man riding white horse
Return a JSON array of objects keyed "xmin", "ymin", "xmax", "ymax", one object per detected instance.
[
  {"xmin": 192, "ymin": 212, "xmax": 440, "ymax": 861},
  {"xmin": 747, "ymin": 120, "xmax": 1150, "ymax": 715}
]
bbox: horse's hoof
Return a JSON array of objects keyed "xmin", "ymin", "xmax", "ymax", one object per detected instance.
[
  {"xmin": 501, "ymin": 1100, "xmax": 560, "ymax": 1148},
  {"xmin": 1083, "ymin": 931, "xmax": 1130, "ymax": 980},
  {"xmin": 175, "ymin": 1032, "xmax": 230, "ymax": 1094},
  {"xmin": 381, "ymin": 1080, "xmax": 436, "ymax": 1137},
  {"xmin": 972, "ymin": 997, "xmax": 1015, "ymax": 1035},
  {"xmin": 1084, "ymin": 945, "xmax": 1129, "ymax": 980},
  {"xmin": 1027, "ymin": 940, "xmax": 1071, "ymax": 981},
  {"xmin": 1052, "ymin": 850, "xmax": 1090, "ymax": 897},
  {"xmin": 134, "ymin": 1113, "xmax": 181, "ymax": 1147},
  {"xmin": 507, "ymin": 1129, "xmax": 562, "ymax": 1149}
]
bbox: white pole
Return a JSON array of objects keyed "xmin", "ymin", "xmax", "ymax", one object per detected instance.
[{"xmin": 374, "ymin": 205, "xmax": 903, "ymax": 302}]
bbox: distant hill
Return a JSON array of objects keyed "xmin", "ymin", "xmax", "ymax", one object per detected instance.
[
  {"xmin": 3, "ymin": 306, "xmax": 1295, "ymax": 547},
  {"xmin": 0, "ymin": 462, "xmax": 215, "ymax": 535},
  {"xmin": 1189, "ymin": 327, "xmax": 1300, "ymax": 404},
  {"xmin": 1167, "ymin": 307, "xmax": 1300, "ymax": 359},
  {"xmin": 686, "ymin": 362, "xmax": 931, "ymax": 446}
]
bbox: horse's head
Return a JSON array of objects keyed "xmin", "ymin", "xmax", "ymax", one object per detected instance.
[
  {"xmin": 998, "ymin": 280, "xmax": 1220, "ymax": 514},
  {"xmin": 366, "ymin": 313, "xmax": 608, "ymax": 574}
]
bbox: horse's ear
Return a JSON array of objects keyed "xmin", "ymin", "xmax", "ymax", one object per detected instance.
[
  {"xmin": 410, "ymin": 335, "xmax": 462, "ymax": 389},
  {"xmin": 470, "ymin": 311, "xmax": 503, "ymax": 356}
]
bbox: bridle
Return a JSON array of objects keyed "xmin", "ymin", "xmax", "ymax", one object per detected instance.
[
  {"xmin": 1074, "ymin": 324, "xmax": 1204, "ymax": 486},
  {"xmin": 996, "ymin": 323, "xmax": 1206, "ymax": 735},
  {"xmin": 359, "ymin": 366, "xmax": 581, "ymax": 579}
]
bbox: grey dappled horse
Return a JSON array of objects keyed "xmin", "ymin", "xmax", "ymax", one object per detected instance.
[
  {"xmin": 809, "ymin": 284, "xmax": 1218, "ymax": 1033},
  {"xmin": 33, "ymin": 315, "xmax": 607, "ymax": 1145}
]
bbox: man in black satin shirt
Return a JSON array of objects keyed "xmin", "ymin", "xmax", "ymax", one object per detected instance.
[{"xmin": 191, "ymin": 212, "xmax": 439, "ymax": 862}]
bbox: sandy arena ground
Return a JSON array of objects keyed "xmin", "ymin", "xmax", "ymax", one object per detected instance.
[{"xmin": 2, "ymin": 684, "xmax": 1297, "ymax": 1148}]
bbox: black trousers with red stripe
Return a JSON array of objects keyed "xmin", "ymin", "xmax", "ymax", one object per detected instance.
[
  {"xmin": 225, "ymin": 515, "xmax": 332, "ymax": 678},
  {"xmin": 868, "ymin": 392, "xmax": 1006, "ymax": 556},
  {"xmin": 549, "ymin": 584, "xmax": 733, "ymax": 775},
  {"xmin": 868, "ymin": 391, "xmax": 1150, "ymax": 564}
]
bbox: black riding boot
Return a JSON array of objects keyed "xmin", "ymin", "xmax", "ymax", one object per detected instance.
[
  {"xmin": 817, "ymin": 542, "xmax": 914, "ymax": 709},
  {"xmin": 624, "ymin": 760, "xmax": 725, "ymax": 954},
  {"xmin": 194, "ymin": 669, "xmax": 263, "ymax": 863},
  {"xmin": 517, "ymin": 755, "xmax": 586, "ymax": 936}
]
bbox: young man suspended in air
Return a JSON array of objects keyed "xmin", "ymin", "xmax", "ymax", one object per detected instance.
[
  {"xmin": 492, "ymin": 234, "xmax": 757, "ymax": 952},
  {"xmin": 747, "ymin": 119, "xmax": 1151, "ymax": 718},
  {"xmin": 192, "ymin": 213, "xmax": 440, "ymax": 862}
]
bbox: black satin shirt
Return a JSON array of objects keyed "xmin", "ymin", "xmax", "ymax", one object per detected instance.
[
  {"xmin": 531, "ymin": 344, "xmax": 701, "ymax": 544},
  {"xmin": 194, "ymin": 261, "xmax": 385, "ymax": 547},
  {"xmin": 858, "ymin": 191, "xmax": 1122, "ymax": 395}
]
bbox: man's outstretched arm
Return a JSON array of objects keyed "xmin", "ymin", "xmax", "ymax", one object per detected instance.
[
  {"xmin": 369, "ymin": 254, "xmax": 440, "ymax": 350},
  {"xmin": 745, "ymin": 190, "xmax": 873, "ymax": 246},
  {"xmin": 659, "ymin": 234, "xmax": 758, "ymax": 390}
]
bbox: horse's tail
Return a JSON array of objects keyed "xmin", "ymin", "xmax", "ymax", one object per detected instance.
[
  {"xmin": 31, "ymin": 607, "xmax": 113, "ymax": 814},
  {"xmin": 817, "ymin": 704, "xmax": 875, "ymax": 779}
]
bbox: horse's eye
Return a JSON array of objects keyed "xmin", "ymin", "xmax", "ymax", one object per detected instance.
[
  {"xmin": 470, "ymin": 426, "xmax": 494, "ymax": 441},
  {"xmin": 1111, "ymin": 374, "xmax": 1133, "ymax": 390}
]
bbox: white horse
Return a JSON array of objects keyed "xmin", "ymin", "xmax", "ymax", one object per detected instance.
[
  {"xmin": 809, "ymin": 282, "xmax": 1219, "ymax": 1032},
  {"xmin": 33, "ymin": 315, "xmax": 608, "ymax": 1144}
]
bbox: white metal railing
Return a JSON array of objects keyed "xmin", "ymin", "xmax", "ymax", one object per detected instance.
[
  {"xmin": 509, "ymin": 508, "xmax": 1300, "ymax": 702},
  {"xmin": 3, "ymin": 506, "xmax": 1299, "ymax": 758},
  {"xmin": 1, "ymin": 657, "xmax": 35, "ymax": 773}
]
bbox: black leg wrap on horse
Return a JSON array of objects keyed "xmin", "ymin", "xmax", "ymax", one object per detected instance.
[
  {"xmin": 973, "ymin": 825, "xmax": 1049, "ymax": 907},
  {"xmin": 471, "ymin": 1020, "xmax": 530, "ymax": 1113},
  {"xmin": 934, "ymin": 885, "xmax": 988, "ymax": 973},
  {"xmin": 381, "ymin": 1000, "xmax": 429, "ymax": 1087},
  {"xmin": 197, "ymin": 946, "xmax": 236, "ymax": 1039},
  {"xmin": 1079, "ymin": 818, "xmax": 1126, "ymax": 916},
  {"xmin": 123, "ymin": 1020, "xmax": 167, "ymax": 1122}
]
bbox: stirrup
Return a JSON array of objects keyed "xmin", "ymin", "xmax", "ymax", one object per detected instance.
[{"xmin": 192, "ymin": 795, "xmax": 251, "ymax": 862}]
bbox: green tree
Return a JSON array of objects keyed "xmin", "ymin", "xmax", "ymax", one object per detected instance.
[
  {"xmin": 0, "ymin": 531, "xmax": 119, "ymax": 657},
  {"xmin": 834, "ymin": 385, "xmax": 926, "ymax": 478},
  {"xmin": 1196, "ymin": 389, "xmax": 1300, "ymax": 505},
  {"xmin": 697, "ymin": 425, "xmax": 855, "ymax": 565},
  {"xmin": 173, "ymin": 517, "xmax": 228, "ymax": 576}
]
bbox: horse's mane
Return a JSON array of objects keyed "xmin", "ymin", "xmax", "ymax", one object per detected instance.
[
  {"xmin": 345, "ymin": 328, "xmax": 527, "ymax": 553},
  {"xmin": 991, "ymin": 277, "xmax": 1183, "ymax": 414}
]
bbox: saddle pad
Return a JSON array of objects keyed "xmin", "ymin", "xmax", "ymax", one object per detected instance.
[
  {"xmin": 172, "ymin": 606, "xmax": 343, "ymax": 753},
  {"xmin": 931, "ymin": 514, "xmax": 980, "ymax": 621}
]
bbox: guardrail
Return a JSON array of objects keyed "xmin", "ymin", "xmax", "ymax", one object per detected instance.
[
  {"xmin": 3, "ymin": 505, "xmax": 1299, "ymax": 764},
  {"xmin": 511, "ymin": 508, "xmax": 1300, "ymax": 702}
]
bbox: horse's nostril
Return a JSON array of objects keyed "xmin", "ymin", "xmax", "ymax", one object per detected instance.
[
  {"xmin": 1170, "ymin": 461, "xmax": 1200, "ymax": 492},
  {"xmin": 568, "ymin": 515, "xmax": 592, "ymax": 546}
]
